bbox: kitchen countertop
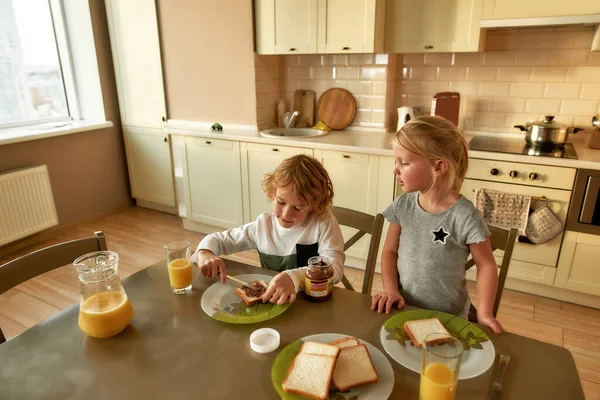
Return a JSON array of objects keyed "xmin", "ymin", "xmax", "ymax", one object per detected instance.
[{"xmin": 165, "ymin": 122, "xmax": 600, "ymax": 170}]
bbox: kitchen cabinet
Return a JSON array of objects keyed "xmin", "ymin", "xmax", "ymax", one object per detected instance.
[
  {"xmin": 185, "ymin": 137, "xmax": 244, "ymax": 229},
  {"xmin": 255, "ymin": 0, "xmax": 318, "ymax": 54},
  {"xmin": 385, "ymin": 0, "xmax": 485, "ymax": 53},
  {"xmin": 123, "ymin": 127, "xmax": 175, "ymax": 207},
  {"xmin": 555, "ymin": 231, "xmax": 600, "ymax": 296},
  {"xmin": 315, "ymin": 149, "xmax": 380, "ymax": 259},
  {"xmin": 240, "ymin": 143, "xmax": 313, "ymax": 223},
  {"xmin": 482, "ymin": 0, "xmax": 600, "ymax": 19},
  {"xmin": 105, "ymin": 0, "xmax": 167, "ymax": 128},
  {"xmin": 317, "ymin": 0, "xmax": 385, "ymax": 54},
  {"xmin": 255, "ymin": 0, "xmax": 384, "ymax": 55}
]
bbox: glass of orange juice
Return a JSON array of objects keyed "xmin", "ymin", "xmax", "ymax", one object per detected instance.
[
  {"xmin": 165, "ymin": 239, "xmax": 192, "ymax": 294},
  {"xmin": 74, "ymin": 251, "xmax": 134, "ymax": 339},
  {"xmin": 420, "ymin": 334, "xmax": 464, "ymax": 400}
]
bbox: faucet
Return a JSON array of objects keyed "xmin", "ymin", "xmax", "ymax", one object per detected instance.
[{"xmin": 283, "ymin": 111, "xmax": 299, "ymax": 128}]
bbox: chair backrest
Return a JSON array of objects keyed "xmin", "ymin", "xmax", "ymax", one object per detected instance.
[
  {"xmin": 331, "ymin": 206, "xmax": 385, "ymax": 295},
  {"xmin": 0, "ymin": 231, "xmax": 107, "ymax": 344},
  {"xmin": 465, "ymin": 225, "xmax": 518, "ymax": 319}
]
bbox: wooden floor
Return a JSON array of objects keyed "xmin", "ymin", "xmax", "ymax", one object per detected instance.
[{"xmin": 1, "ymin": 206, "xmax": 599, "ymax": 399}]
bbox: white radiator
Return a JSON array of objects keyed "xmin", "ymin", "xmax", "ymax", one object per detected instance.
[{"xmin": 0, "ymin": 165, "xmax": 59, "ymax": 246}]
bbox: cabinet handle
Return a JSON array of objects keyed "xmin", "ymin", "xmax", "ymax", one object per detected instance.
[
  {"xmin": 163, "ymin": 137, "xmax": 168, "ymax": 143},
  {"xmin": 529, "ymin": 172, "xmax": 538, "ymax": 181},
  {"xmin": 509, "ymin": 170, "xmax": 518, "ymax": 178},
  {"xmin": 289, "ymin": 47, "xmax": 296, "ymax": 51},
  {"xmin": 342, "ymin": 154, "xmax": 350, "ymax": 158},
  {"xmin": 272, "ymin": 148, "xmax": 279, "ymax": 152},
  {"xmin": 341, "ymin": 46, "xmax": 350, "ymax": 50},
  {"xmin": 206, "ymin": 140, "xmax": 211, "ymax": 144},
  {"xmin": 424, "ymin": 45, "xmax": 434, "ymax": 49},
  {"xmin": 490, "ymin": 168, "xmax": 498, "ymax": 176},
  {"xmin": 161, "ymin": 116, "xmax": 166, "ymax": 122}
]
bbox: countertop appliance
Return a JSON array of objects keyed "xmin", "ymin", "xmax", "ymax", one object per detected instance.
[
  {"xmin": 468, "ymin": 136, "xmax": 578, "ymax": 160},
  {"xmin": 567, "ymin": 168, "xmax": 600, "ymax": 236}
]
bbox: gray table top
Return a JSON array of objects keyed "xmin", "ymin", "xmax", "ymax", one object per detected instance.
[{"xmin": 0, "ymin": 259, "xmax": 584, "ymax": 399}]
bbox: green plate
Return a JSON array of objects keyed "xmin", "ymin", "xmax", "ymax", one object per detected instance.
[
  {"xmin": 272, "ymin": 333, "xmax": 395, "ymax": 400},
  {"xmin": 200, "ymin": 274, "xmax": 290, "ymax": 324},
  {"xmin": 379, "ymin": 310, "xmax": 495, "ymax": 379}
]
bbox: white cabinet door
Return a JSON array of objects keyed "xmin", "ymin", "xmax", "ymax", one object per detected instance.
[
  {"xmin": 241, "ymin": 143, "xmax": 313, "ymax": 223},
  {"xmin": 255, "ymin": 0, "xmax": 318, "ymax": 54},
  {"xmin": 317, "ymin": 0, "xmax": 383, "ymax": 54},
  {"xmin": 483, "ymin": 0, "xmax": 600, "ymax": 19},
  {"xmin": 375, "ymin": 156, "xmax": 396, "ymax": 269},
  {"xmin": 123, "ymin": 127, "xmax": 175, "ymax": 206},
  {"xmin": 385, "ymin": 0, "xmax": 484, "ymax": 53},
  {"xmin": 185, "ymin": 137, "xmax": 243, "ymax": 229},
  {"xmin": 319, "ymin": 150, "xmax": 379, "ymax": 259},
  {"xmin": 555, "ymin": 231, "xmax": 600, "ymax": 296},
  {"xmin": 105, "ymin": 0, "xmax": 166, "ymax": 128}
]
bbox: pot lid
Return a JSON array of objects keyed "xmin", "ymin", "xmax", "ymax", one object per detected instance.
[{"xmin": 526, "ymin": 115, "xmax": 564, "ymax": 129}]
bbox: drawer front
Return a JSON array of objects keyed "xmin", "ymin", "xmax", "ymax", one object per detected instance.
[
  {"xmin": 185, "ymin": 136, "xmax": 233, "ymax": 149},
  {"xmin": 322, "ymin": 149, "xmax": 370, "ymax": 164},
  {"xmin": 467, "ymin": 159, "xmax": 576, "ymax": 190},
  {"xmin": 246, "ymin": 142, "xmax": 310, "ymax": 156}
]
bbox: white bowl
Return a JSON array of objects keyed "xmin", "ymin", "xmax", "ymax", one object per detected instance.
[{"xmin": 250, "ymin": 328, "xmax": 280, "ymax": 353}]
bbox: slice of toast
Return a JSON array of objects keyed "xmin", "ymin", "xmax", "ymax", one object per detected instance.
[
  {"xmin": 299, "ymin": 341, "xmax": 341, "ymax": 358},
  {"xmin": 234, "ymin": 280, "xmax": 267, "ymax": 306},
  {"xmin": 330, "ymin": 337, "xmax": 360, "ymax": 349},
  {"xmin": 332, "ymin": 344, "xmax": 379, "ymax": 391},
  {"xmin": 403, "ymin": 318, "xmax": 453, "ymax": 348},
  {"xmin": 282, "ymin": 353, "xmax": 336, "ymax": 400}
]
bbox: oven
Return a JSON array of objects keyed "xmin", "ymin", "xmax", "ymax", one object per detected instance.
[{"xmin": 567, "ymin": 169, "xmax": 600, "ymax": 235}]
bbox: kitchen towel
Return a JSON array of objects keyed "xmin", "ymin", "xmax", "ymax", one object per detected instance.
[
  {"xmin": 474, "ymin": 189, "xmax": 532, "ymax": 236},
  {"xmin": 525, "ymin": 198, "xmax": 563, "ymax": 244}
]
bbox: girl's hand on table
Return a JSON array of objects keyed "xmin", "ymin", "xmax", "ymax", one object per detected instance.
[
  {"xmin": 262, "ymin": 273, "xmax": 296, "ymax": 305},
  {"xmin": 477, "ymin": 312, "xmax": 504, "ymax": 334},
  {"xmin": 197, "ymin": 250, "xmax": 227, "ymax": 283},
  {"xmin": 371, "ymin": 290, "xmax": 405, "ymax": 314}
]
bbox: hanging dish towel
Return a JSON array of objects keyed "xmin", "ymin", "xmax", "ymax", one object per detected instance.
[
  {"xmin": 474, "ymin": 189, "xmax": 532, "ymax": 236},
  {"xmin": 525, "ymin": 198, "xmax": 563, "ymax": 244}
]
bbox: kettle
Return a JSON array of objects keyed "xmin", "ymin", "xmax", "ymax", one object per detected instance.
[{"xmin": 397, "ymin": 107, "xmax": 421, "ymax": 132}]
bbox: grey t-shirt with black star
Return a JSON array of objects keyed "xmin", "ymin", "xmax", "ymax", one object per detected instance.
[{"xmin": 383, "ymin": 192, "xmax": 490, "ymax": 317}]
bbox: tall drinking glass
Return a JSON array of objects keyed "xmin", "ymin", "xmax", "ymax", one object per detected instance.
[
  {"xmin": 165, "ymin": 240, "xmax": 192, "ymax": 294},
  {"xmin": 420, "ymin": 334, "xmax": 464, "ymax": 400}
]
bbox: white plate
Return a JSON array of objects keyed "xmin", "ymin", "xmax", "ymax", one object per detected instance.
[
  {"xmin": 200, "ymin": 274, "xmax": 290, "ymax": 324},
  {"xmin": 273, "ymin": 333, "xmax": 395, "ymax": 400},
  {"xmin": 379, "ymin": 312, "xmax": 495, "ymax": 380}
]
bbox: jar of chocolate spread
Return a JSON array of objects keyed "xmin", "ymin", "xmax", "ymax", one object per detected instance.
[{"xmin": 304, "ymin": 256, "xmax": 334, "ymax": 301}]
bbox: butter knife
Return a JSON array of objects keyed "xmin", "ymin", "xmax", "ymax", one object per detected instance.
[
  {"xmin": 488, "ymin": 354, "xmax": 511, "ymax": 400},
  {"xmin": 226, "ymin": 274, "xmax": 258, "ymax": 290}
]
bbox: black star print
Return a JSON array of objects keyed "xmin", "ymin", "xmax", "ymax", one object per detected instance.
[{"xmin": 432, "ymin": 226, "xmax": 450, "ymax": 244}]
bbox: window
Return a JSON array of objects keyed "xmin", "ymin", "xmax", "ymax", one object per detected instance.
[{"xmin": 0, "ymin": 0, "xmax": 71, "ymax": 127}]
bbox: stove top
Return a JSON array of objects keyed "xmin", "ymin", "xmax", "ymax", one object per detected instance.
[{"xmin": 468, "ymin": 136, "xmax": 578, "ymax": 159}]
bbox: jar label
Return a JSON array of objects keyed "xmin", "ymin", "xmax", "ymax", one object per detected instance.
[{"xmin": 304, "ymin": 277, "xmax": 333, "ymax": 297}]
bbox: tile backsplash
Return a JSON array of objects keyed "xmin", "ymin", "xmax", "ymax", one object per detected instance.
[
  {"xmin": 397, "ymin": 26, "xmax": 600, "ymax": 132},
  {"xmin": 255, "ymin": 26, "xmax": 600, "ymax": 133}
]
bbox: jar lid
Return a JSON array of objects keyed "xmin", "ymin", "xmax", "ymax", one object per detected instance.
[
  {"xmin": 249, "ymin": 328, "xmax": 280, "ymax": 353},
  {"xmin": 307, "ymin": 256, "xmax": 332, "ymax": 268}
]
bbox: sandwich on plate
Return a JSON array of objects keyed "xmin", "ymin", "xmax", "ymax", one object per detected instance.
[{"xmin": 403, "ymin": 318, "xmax": 453, "ymax": 348}]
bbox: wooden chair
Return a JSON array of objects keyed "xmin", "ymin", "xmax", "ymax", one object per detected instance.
[
  {"xmin": 332, "ymin": 206, "xmax": 385, "ymax": 295},
  {"xmin": 0, "ymin": 231, "xmax": 107, "ymax": 344},
  {"xmin": 466, "ymin": 225, "xmax": 519, "ymax": 323}
]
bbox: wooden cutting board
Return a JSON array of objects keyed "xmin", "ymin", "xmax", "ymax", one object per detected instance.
[
  {"xmin": 317, "ymin": 88, "xmax": 356, "ymax": 130},
  {"xmin": 293, "ymin": 90, "xmax": 315, "ymax": 128}
]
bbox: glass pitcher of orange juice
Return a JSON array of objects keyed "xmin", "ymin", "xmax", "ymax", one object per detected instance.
[{"xmin": 73, "ymin": 251, "xmax": 134, "ymax": 339}]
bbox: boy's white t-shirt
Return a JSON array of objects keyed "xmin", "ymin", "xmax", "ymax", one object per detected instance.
[{"xmin": 192, "ymin": 212, "xmax": 345, "ymax": 292}]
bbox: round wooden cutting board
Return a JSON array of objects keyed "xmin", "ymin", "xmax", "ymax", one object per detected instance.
[{"xmin": 316, "ymin": 88, "xmax": 357, "ymax": 130}]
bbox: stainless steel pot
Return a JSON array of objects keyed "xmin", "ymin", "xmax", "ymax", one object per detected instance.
[{"xmin": 514, "ymin": 115, "xmax": 582, "ymax": 146}]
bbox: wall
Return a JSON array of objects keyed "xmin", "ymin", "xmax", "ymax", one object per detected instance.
[
  {"xmin": 255, "ymin": 54, "xmax": 281, "ymax": 130},
  {"xmin": 157, "ymin": 0, "xmax": 257, "ymax": 126},
  {"xmin": 0, "ymin": 0, "xmax": 130, "ymax": 226},
  {"xmin": 396, "ymin": 26, "xmax": 600, "ymax": 133}
]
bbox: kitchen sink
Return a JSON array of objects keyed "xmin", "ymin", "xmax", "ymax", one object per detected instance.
[{"xmin": 260, "ymin": 128, "xmax": 330, "ymax": 139}]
